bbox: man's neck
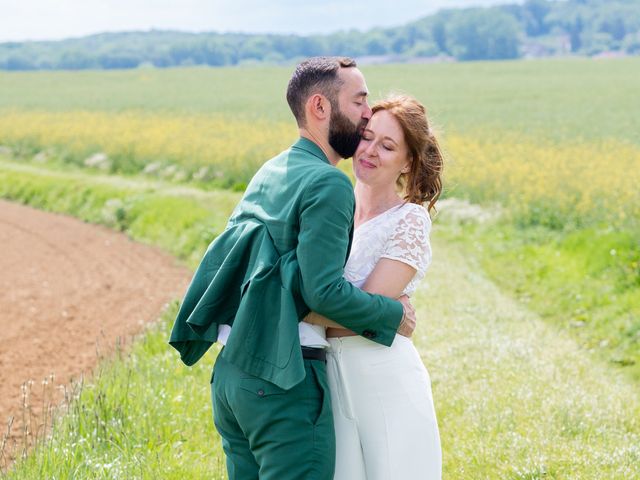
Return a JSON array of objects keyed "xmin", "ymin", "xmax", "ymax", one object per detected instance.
[{"xmin": 299, "ymin": 129, "xmax": 341, "ymax": 166}]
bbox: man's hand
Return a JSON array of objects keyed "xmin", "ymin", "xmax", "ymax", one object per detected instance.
[{"xmin": 397, "ymin": 295, "xmax": 416, "ymax": 338}]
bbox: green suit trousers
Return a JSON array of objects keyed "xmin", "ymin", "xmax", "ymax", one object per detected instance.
[{"xmin": 212, "ymin": 353, "xmax": 335, "ymax": 479}]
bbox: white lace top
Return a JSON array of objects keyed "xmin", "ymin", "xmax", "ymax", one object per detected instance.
[{"xmin": 344, "ymin": 202, "xmax": 432, "ymax": 296}]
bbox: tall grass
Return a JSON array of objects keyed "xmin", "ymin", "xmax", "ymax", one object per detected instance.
[{"xmin": 2, "ymin": 305, "xmax": 228, "ymax": 479}]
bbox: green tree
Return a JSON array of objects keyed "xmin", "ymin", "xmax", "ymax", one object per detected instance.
[
  {"xmin": 599, "ymin": 13, "xmax": 627, "ymax": 41},
  {"xmin": 524, "ymin": 0, "xmax": 551, "ymax": 36},
  {"xmin": 569, "ymin": 16, "xmax": 584, "ymax": 52},
  {"xmin": 238, "ymin": 36, "xmax": 272, "ymax": 61},
  {"xmin": 1, "ymin": 0, "xmax": 639, "ymax": 71},
  {"xmin": 364, "ymin": 30, "xmax": 391, "ymax": 55},
  {"xmin": 60, "ymin": 50, "xmax": 100, "ymax": 69},
  {"xmin": 406, "ymin": 40, "xmax": 440, "ymax": 58},
  {"xmin": 97, "ymin": 53, "xmax": 140, "ymax": 69},
  {"xmin": 432, "ymin": 19, "xmax": 448, "ymax": 52},
  {"xmin": 2, "ymin": 53, "xmax": 36, "ymax": 70},
  {"xmin": 448, "ymin": 9, "xmax": 521, "ymax": 60},
  {"xmin": 203, "ymin": 40, "xmax": 238, "ymax": 66},
  {"xmin": 388, "ymin": 29, "xmax": 411, "ymax": 54}
]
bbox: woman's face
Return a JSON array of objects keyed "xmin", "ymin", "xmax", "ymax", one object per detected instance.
[{"xmin": 353, "ymin": 110, "xmax": 410, "ymax": 188}]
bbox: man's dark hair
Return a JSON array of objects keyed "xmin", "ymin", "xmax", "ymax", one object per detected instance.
[{"xmin": 286, "ymin": 56, "xmax": 357, "ymax": 127}]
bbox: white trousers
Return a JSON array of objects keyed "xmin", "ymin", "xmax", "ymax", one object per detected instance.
[{"xmin": 327, "ymin": 334, "xmax": 442, "ymax": 480}]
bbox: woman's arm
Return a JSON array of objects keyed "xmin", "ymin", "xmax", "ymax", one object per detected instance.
[
  {"xmin": 361, "ymin": 258, "xmax": 416, "ymax": 298},
  {"xmin": 304, "ymin": 311, "xmax": 344, "ymax": 328},
  {"xmin": 304, "ymin": 258, "xmax": 416, "ymax": 328}
]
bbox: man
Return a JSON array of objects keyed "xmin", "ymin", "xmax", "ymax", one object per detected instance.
[{"xmin": 170, "ymin": 57, "xmax": 415, "ymax": 480}]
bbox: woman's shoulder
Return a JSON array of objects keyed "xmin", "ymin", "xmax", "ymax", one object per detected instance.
[
  {"xmin": 396, "ymin": 202, "xmax": 432, "ymax": 228},
  {"xmin": 381, "ymin": 201, "xmax": 433, "ymax": 278}
]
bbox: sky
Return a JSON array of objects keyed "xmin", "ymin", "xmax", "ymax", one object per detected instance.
[{"xmin": 0, "ymin": 0, "xmax": 521, "ymax": 43}]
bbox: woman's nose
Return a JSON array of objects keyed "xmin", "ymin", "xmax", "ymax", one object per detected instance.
[{"xmin": 364, "ymin": 140, "xmax": 378, "ymax": 156}]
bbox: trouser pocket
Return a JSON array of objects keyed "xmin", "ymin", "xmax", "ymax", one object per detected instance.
[{"xmin": 306, "ymin": 360, "xmax": 331, "ymax": 427}]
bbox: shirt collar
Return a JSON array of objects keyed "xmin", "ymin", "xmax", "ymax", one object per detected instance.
[{"xmin": 291, "ymin": 137, "xmax": 330, "ymax": 165}]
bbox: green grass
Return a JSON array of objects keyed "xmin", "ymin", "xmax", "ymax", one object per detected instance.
[
  {"xmin": 438, "ymin": 201, "xmax": 640, "ymax": 382},
  {"xmin": 3, "ymin": 305, "xmax": 228, "ymax": 479},
  {"xmin": 3, "ymin": 216, "xmax": 639, "ymax": 479},
  {"xmin": 1, "ymin": 58, "xmax": 639, "ymax": 143},
  {"xmin": 423, "ymin": 232, "xmax": 640, "ymax": 479},
  {"xmin": 0, "ymin": 161, "xmax": 241, "ymax": 267}
]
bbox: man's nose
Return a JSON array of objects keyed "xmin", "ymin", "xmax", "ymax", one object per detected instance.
[{"xmin": 362, "ymin": 102, "xmax": 372, "ymax": 120}]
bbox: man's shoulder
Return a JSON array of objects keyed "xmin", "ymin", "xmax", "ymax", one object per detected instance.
[
  {"xmin": 267, "ymin": 146, "xmax": 353, "ymax": 187},
  {"xmin": 310, "ymin": 166, "xmax": 353, "ymax": 190}
]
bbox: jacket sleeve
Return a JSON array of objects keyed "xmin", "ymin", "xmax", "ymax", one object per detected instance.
[{"xmin": 296, "ymin": 170, "xmax": 403, "ymax": 346}]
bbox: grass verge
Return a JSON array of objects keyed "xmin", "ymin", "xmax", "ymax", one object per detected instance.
[
  {"xmin": 0, "ymin": 161, "xmax": 242, "ymax": 267},
  {"xmin": 438, "ymin": 200, "xmax": 640, "ymax": 382},
  {"xmin": 2, "ymin": 306, "xmax": 227, "ymax": 479}
]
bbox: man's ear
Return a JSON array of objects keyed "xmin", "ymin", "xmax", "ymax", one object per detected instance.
[{"xmin": 306, "ymin": 94, "xmax": 330, "ymax": 121}]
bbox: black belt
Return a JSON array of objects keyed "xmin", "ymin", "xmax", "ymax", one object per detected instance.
[{"xmin": 301, "ymin": 346, "xmax": 326, "ymax": 362}]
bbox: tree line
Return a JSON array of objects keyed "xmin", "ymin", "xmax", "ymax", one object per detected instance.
[{"xmin": 1, "ymin": 0, "xmax": 639, "ymax": 70}]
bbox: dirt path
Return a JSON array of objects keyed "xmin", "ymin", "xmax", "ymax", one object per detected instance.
[{"xmin": 0, "ymin": 200, "xmax": 191, "ymax": 461}]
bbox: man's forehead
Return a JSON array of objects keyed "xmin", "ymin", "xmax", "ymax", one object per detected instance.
[{"xmin": 338, "ymin": 67, "xmax": 369, "ymax": 96}]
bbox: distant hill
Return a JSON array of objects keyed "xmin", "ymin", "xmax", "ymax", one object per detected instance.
[{"xmin": 1, "ymin": 0, "xmax": 639, "ymax": 70}]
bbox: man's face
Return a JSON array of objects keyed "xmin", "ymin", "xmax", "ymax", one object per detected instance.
[{"xmin": 328, "ymin": 68, "xmax": 372, "ymax": 159}]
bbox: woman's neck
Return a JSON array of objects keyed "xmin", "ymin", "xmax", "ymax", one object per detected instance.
[{"xmin": 354, "ymin": 182, "xmax": 403, "ymax": 227}]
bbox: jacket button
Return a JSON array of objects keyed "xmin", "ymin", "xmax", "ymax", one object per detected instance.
[
  {"xmin": 257, "ymin": 389, "xmax": 265, "ymax": 397},
  {"xmin": 362, "ymin": 330, "xmax": 376, "ymax": 339}
]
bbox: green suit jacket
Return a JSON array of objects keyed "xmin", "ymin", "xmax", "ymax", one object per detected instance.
[{"xmin": 170, "ymin": 137, "xmax": 403, "ymax": 389}]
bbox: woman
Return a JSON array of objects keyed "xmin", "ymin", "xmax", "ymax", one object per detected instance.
[{"xmin": 306, "ymin": 94, "xmax": 443, "ymax": 479}]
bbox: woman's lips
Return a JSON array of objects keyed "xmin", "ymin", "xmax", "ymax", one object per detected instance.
[{"xmin": 358, "ymin": 158, "xmax": 376, "ymax": 169}]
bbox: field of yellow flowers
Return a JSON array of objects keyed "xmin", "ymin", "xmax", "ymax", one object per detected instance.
[
  {"xmin": 1, "ymin": 58, "xmax": 638, "ymax": 227},
  {"xmin": 0, "ymin": 110, "xmax": 295, "ymax": 189},
  {"xmin": 446, "ymin": 134, "xmax": 640, "ymax": 229},
  {"xmin": 1, "ymin": 114, "xmax": 639, "ymax": 230}
]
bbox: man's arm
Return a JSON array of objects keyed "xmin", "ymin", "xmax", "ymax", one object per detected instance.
[
  {"xmin": 305, "ymin": 258, "xmax": 417, "ymax": 337},
  {"xmin": 296, "ymin": 170, "xmax": 403, "ymax": 346}
]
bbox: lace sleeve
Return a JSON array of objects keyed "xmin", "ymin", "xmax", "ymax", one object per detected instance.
[{"xmin": 380, "ymin": 205, "xmax": 432, "ymax": 276}]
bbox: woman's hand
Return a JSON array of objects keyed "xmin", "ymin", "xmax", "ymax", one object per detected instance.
[{"xmin": 397, "ymin": 295, "xmax": 416, "ymax": 338}]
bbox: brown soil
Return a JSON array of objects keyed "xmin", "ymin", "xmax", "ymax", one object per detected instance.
[{"xmin": 0, "ymin": 200, "xmax": 191, "ymax": 466}]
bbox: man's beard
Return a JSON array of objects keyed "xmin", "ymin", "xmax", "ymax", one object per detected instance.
[{"xmin": 328, "ymin": 109, "xmax": 366, "ymax": 159}]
